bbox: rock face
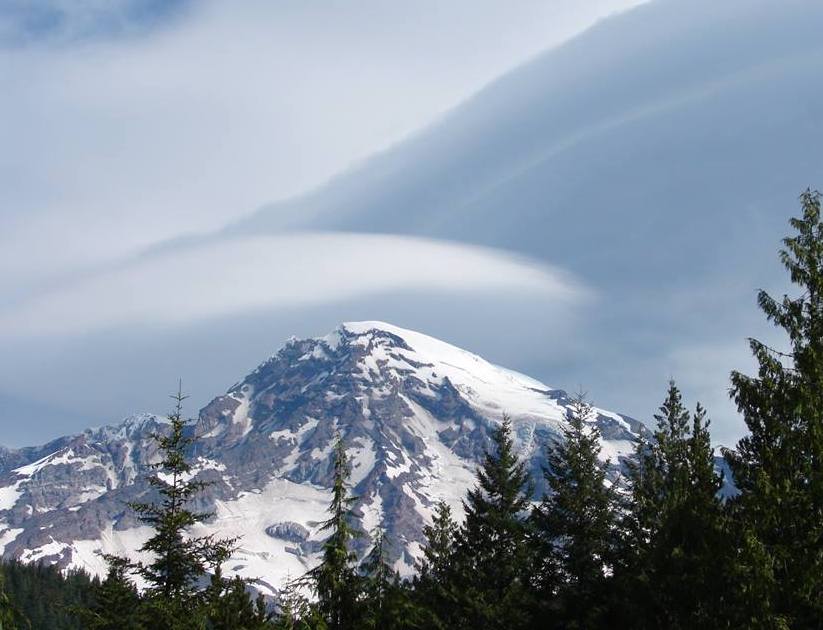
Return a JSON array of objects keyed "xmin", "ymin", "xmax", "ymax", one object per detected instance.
[{"xmin": 0, "ymin": 322, "xmax": 643, "ymax": 594}]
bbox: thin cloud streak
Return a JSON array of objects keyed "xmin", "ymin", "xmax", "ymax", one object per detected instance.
[{"xmin": 0, "ymin": 233, "xmax": 590, "ymax": 337}]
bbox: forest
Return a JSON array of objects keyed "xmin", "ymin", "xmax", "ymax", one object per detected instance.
[{"xmin": 1, "ymin": 190, "xmax": 822, "ymax": 629}]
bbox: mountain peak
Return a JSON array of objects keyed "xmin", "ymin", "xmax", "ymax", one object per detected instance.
[{"xmin": 0, "ymin": 323, "xmax": 643, "ymax": 594}]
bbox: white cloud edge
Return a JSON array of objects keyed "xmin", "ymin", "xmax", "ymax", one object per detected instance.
[{"xmin": 0, "ymin": 232, "xmax": 592, "ymax": 337}]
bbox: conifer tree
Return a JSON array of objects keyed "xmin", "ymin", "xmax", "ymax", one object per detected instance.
[
  {"xmin": 454, "ymin": 415, "xmax": 534, "ymax": 630},
  {"xmin": 305, "ymin": 434, "xmax": 361, "ymax": 630},
  {"xmin": 359, "ymin": 529, "xmax": 416, "ymax": 630},
  {"xmin": 203, "ymin": 566, "xmax": 271, "ymax": 629},
  {"xmin": 0, "ymin": 566, "xmax": 23, "ymax": 630},
  {"xmin": 533, "ymin": 391, "xmax": 616, "ymax": 628},
  {"xmin": 274, "ymin": 577, "xmax": 324, "ymax": 630},
  {"xmin": 359, "ymin": 529, "xmax": 390, "ymax": 629},
  {"xmin": 615, "ymin": 382, "xmax": 729, "ymax": 628},
  {"xmin": 726, "ymin": 189, "xmax": 823, "ymax": 626},
  {"xmin": 413, "ymin": 500, "xmax": 459, "ymax": 628},
  {"xmin": 128, "ymin": 385, "xmax": 238, "ymax": 628},
  {"xmin": 74, "ymin": 555, "xmax": 143, "ymax": 630}
]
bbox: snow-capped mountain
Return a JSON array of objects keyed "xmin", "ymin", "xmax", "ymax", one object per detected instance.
[{"xmin": 0, "ymin": 322, "xmax": 643, "ymax": 594}]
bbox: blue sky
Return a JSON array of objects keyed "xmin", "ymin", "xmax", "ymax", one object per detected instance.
[{"xmin": 1, "ymin": 0, "xmax": 819, "ymax": 448}]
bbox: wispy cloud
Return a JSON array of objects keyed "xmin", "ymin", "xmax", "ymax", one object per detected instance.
[
  {"xmin": 0, "ymin": 233, "xmax": 590, "ymax": 337},
  {"xmin": 0, "ymin": 0, "xmax": 643, "ymax": 296}
]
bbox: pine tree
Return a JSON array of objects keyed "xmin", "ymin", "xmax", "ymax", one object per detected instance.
[
  {"xmin": 726, "ymin": 189, "xmax": 823, "ymax": 626},
  {"xmin": 273, "ymin": 577, "xmax": 324, "ymax": 630},
  {"xmin": 0, "ymin": 565, "xmax": 24, "ymax": 630},
  {"xmin": 614, "ymin": 382, "xmax": 731, "ymax": 628},
  {"xmin": 359, "ymin": 529, "xmax": 390, "ymax": 629},
  {"xmin": 203, "ymin": 566, "xmax": 271, "ymax": 629},
  {"xmin": 73, "ymin": 555, "xmax": 143, "ymax": 630},
  {"xmin": 359, "ymin": 530, "xmax": 417, "ymax": 630},
  {"xmin": 412, "ymin": 500, "xmax": 459, "ymax": 629},
  {"xmin": 454, "ymin": 415, "xmax": 534, "ymax": 630},
  {"xmin": 532, "ymin": 391, "xmax": 616, "ymax": 628},
  {"xmin": 304, "ymin": 434, "xmax": 361, "ymax": 630},
  {"xmin": 128, "ymin": 385, "xmax": 238, "ymax": 628}
]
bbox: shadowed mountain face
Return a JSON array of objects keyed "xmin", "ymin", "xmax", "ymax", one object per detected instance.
[
  {"xmin": 236, "ymin": 0, "xmax": 823, "ymax": 305},
  {"xmin": 0, "ymin": 322, "xmax": 641, "ymax": 594}
]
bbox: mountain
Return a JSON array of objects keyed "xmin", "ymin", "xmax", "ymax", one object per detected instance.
[
  {"xmin": 0, "ymin": 322, "xmax": 642, "ymax": 594},
  {"xmin": 225, "ymin": 0, "xmax": 823, "ymax": 433}
]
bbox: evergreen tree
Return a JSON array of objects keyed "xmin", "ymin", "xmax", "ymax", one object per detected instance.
[
  {"xmin": 2, "ymin": 560, "xmax": 96, "ymax": 630},
  {"xmin": 454, "ymin": 415, "xmax": 534, "ymax": 630},
  {"xmin": 304, "ymin": 434, "xmax": 361, "ymax": 630},
  {"xmin": 274, "ymin": 577, "xmax": 325, "ymax": 630},
  {"xmin": 359, "ymin": 529, "xmax": 390, "ymax": 629},
  {"xmin": 203, "ymin": 566, "xmax": 271, "ymax": 629},
  {"xmin": 413, "ymin": 500, "xmax": 459, "ymax": 629},
  {"xmin": 532, "ymin": 391, "xmax": 616, "ymax": 629},
  {"xmin": 359, "ymin": 530, "xmax": 417, "ymax": 630},
  {"xmin": 0, "ymin": 565, "xmax": 25, "ymax": 630},
  {"xmin": 614, "ymin": 382, "xmax": 730, "ymax": 628},
  {"xmin": 726, "ymin": 189, "xmax": 823, "ymax": 626},
  {"xmin": 128, "ymin": 385, "xmax": 238, "ymax": 628},
  {"xmin": 73, "ymin": 555, "xmax": 143, "ymax": 630}
]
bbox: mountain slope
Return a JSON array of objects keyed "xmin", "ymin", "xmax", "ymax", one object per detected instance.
[{"xmin": 0, "ymin": 322, "xmax": 642, "ymax": 593}]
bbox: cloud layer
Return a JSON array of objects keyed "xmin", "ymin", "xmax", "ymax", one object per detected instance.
[{"xmin": 0, "ymin": 233, "xmax": 588, "ymax": 337}]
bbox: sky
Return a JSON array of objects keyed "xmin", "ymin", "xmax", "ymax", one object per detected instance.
[{"xmin": 2, "ymin": 0, "xmax": 817, "ymax": 449}]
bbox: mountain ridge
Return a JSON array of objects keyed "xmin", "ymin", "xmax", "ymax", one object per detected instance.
[{"xmin": 0, "ymin": 322, "xmax": 643, "ymax": 593}]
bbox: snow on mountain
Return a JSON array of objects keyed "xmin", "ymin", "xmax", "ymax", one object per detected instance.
[{"xmin": 0, "ymin": 322, "xmax": 643, "ymax": 593}]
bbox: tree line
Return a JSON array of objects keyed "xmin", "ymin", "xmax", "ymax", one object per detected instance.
[{"xmin": 1, "ymin": 190, "xmax": 822, "ymax": 629}]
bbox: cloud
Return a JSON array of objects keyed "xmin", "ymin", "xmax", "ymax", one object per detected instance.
[
  {"xmin": 0, "ymin": 0, "xmax": 190, "ymax": 46},
  {"xmin": 0, "ymin": 233, "xmax": 589, "ymax": 337},
  {"xmin": 0, "ymin": 0, "xmax": 644, "ymax": 298}
]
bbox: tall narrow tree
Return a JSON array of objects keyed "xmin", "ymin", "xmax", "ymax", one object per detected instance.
[
  {"xmin": 128, "ymin": 385, "xmax": 238, "ymax": 628},
  {"xmin": 413, "ymin": 499, "xmax": 459, "ymax": 629},
  {"xmin": 615, "ymin": 382, "xmax": 731, "ymax": 628},
  {"xmin": 454, "ymin": 415, "xmax": 534, "ymax": 630},
  {"xmin": 533, "ymin": 391, "xmax": 616, "ymax": 629},
  {"xmin": 726, "ymin": 189, "xmax": 823, "ymax": 626},
  {"xmin": 305, "ymin": 434, "xmax": 360, "ymax": 630}
]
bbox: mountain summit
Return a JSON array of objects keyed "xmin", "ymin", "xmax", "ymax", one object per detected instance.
[{"xmin": 0, "ymin": 322, "xmax": 642, "ymax": 594}]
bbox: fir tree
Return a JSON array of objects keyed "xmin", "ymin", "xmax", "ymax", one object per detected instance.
[
  {"xmin": 726, "ymin": 189, "xmax": 823, "ymax": 626},
  {"xmin": 73, "ymin": 555, "xmax": 143, "ymax": 630},
  {"xmin": 533, "ymin": 391, "xmax": 616, "ymax": 628},
  {"xmin": 412, "ymin": 500, "xmax": 460, "ymax": 629},
  {"xmin": 0, "ymin": 565, "xmax": 25, "ymax": 630},
  {"xmin": 305, "ymin": 434, "xmax": 361, "ymax": 630},
  {"xmin": 274, "ymin": 577, "xmax": 325, "ymax": 630},
  {"xmin": 359, "ymin": 529, "xmax": 390, "ymax": 629},
  {"xmin": 128, "ymin": 385, "xmax": 238, "ymax": 628},
  {"xmin": 202, "ymin": 566, "xmax": 271, "ymax": 629},
  {"xmin": 454, "ymin": 415, "xmax": 534, "ymax": 630},
  {"xmin": 359, "ymin": 530, "xmax": 417, "ymax": 630},
  {"xmin": 615, "ymin": 382, "xmax": 730, "ymax": 628}
]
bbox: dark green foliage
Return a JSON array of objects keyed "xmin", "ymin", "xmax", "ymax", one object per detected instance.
[
  {"xmin": 452, "ymin": 415, "xmax": 534, "ymax": 630},
  {"xmin": 303, "ymin": 434, "xmax": 361, "ymax": 630},
  {"xmin": 203, "ymin": 566, "xmax": 271, "ymax": 629},
  {"xmin": 129, "ymin": 387, "xmax": 238, "ymax": 624},
  {"xmin": 614, "ymin": 382, "xmax": 729, "ymax": 628},
  {"xmin": 73, "ymin": 384, "xmax": 261, "ymax": 630},
  {"xmin": 9, "ymin": 188, "xmax": 823, "ymax": 629},
  {"xmin": 726, "ymin": 189, "xmax": 823, "ymax": 627},
  {"xmin": 1, "ymin": 560, "xmax": 97, "ymax": 630},
  {"xmin": 72, "ymin": 555, "xmax": 143, "ymax": 629},
  {"xmin": 532, "ymin": 391, "xmax": 616, "ymax": 628},
  {"xmin": 412, "ymin": 500, "xmax": 460, "ymax": 629},
  {"xmin": 273, "ymin": 578, "xmax": 326, "ymax": 630},
  {"xmin": 0, "ymin": 565, "xmax": 22, "ymax": 630},
  {"xmin": 359, "ymin": 530, "xmax": 419, "ymax": 630}
]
